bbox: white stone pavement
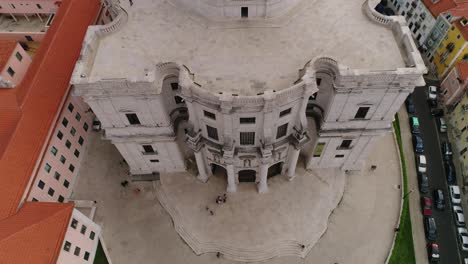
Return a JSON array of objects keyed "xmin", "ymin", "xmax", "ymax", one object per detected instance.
[{"xmin": 72, "ymin": 131, "xmax": 401, "ymax": 264}]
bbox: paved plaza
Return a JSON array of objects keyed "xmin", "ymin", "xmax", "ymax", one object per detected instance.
[{"xmin": 72, "ymin": 130, "xmax": 402, "ymax": 264}]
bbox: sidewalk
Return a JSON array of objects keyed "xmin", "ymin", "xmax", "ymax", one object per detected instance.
[{"xmin": 397, "ymin": 107, "xmax": 429, "ymax": 264}]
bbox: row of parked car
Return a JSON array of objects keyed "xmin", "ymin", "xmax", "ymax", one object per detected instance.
[{"xmin": 405, "ymin": 86, "xmax": 466, "ymax": 263}]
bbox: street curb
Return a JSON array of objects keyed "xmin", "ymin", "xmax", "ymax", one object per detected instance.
[{"xmin": 384, "ymin": 120, "xmax": 406, "ymax": 264}]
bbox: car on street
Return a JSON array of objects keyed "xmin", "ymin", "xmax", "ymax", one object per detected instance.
[
  {"xmin": 412, "ymin": 134, "xmax": 424, "ymax": 154},
  {"xmin": 419, "ymin": 173, "xmax": 429, "ymax": 193},
  {"xmin": 417, "ymin": 155, "xmax": 427, "ymax": 173},
  {"xmin": 441, "ymin": 141, "xmax": 453, "ymax": 161},
  {"xmin": 458, "ymin": 228, "xmax": 468, "ymax": 251},
  {"xmin": 425, "ymin": 217, "xmax": 437, "ymax": 241},
  {"xmin": 437, "ymin": 117, "xmax": 447, "ymax": 133},
  {"xmin": 431, "ymin": 108, "xmax": 444, "ymax": 117},
  {"xmin": 421, "ymin": 197, "xmax": 433, "ymax": 216},
  {"xmin": 410, "ymin": 116, "xmax": 421, "ymax": 134},
  {"xmin": 428, "ymin": 86, "xmax": 438, "ymax": 107},
  {"xmin": 453, "ymin": 205, "xmax": 466, "ymax": 227},
  {"xmin": 405, "ymin": 94, "xmax": 416, "ymax": 114},
  {"xmin": 433, "ymin": 189, "xmax": 445, "ymax": 210},
  {"xmin": 428, "ymin": 242, "xmax": 440, "ymax": 263},
  {"xmin": 450, "ymin": 185, "xmax": 462, "ymax": 205},
  {"xmin": 444, "ymin": 160, "xmax": 457, "ymax": 184}
]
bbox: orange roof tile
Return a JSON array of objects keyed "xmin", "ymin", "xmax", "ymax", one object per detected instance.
[
  {"xmin": 0, "ymin": 0, "xmax": 100, "ymax": 220},
  {"xmin": 423, "ymin": 0, "xmax": 458, "ymax": 17},
  {"xmin": 0, "ymin": 40, "xmax": 17, "ymax": 72},
  {"xmin": 0, "ymin": 202, "xmax": 73, "ymax": 264},
  {"xmin": 457, "ymin": 61, "xmax": 468, "ymax": 79}
]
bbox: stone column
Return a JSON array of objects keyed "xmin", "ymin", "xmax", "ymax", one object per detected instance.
[
  {"xmin": 226, "ymin": 164, "xmax": 237, "ymax": 193},
  {"xmin": 287, "ymin": 147, "xmax": 300, "ymax": 180},
  {"xmin": 195, "ymin": 151, "xmax": 209, "ymax": 182},
  {"xmin": 257, "ymin": 161, "xmax": 269, "ymax": 193}
]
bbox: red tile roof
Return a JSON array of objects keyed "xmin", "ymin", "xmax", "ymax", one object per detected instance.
[
  {"xmin": 0, "ymin": 0, "xmax": 100, "ymax": 220},
  {"xmin": 423, "ymin": 0, "xmax": 458, "ymax": 17},
  {"xmin": 0, "ymin": 40, "xmax": 17, "ymax": 72},
  {"xmin": 457, "ymin": 61, "xmax": 468, "ymax": 79},
  {"xmin": 0, "ymin": 202, "xmax": 73, "ymax": 264}
]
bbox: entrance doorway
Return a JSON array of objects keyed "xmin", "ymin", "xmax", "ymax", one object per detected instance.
[
  {"xmin": 241, "ymin": 7, "xmax": 248, "ymax": 18},
  {"xmin": 238, "ymin": 170, "xmax": 256, "ymax": 182},
  {"xmin": 268, "ymin": 162, "xmax": 283, "ymax": 178},
  {"xmin": 211, "ymin": 163, "xmax": 227, "ymax": 178}
]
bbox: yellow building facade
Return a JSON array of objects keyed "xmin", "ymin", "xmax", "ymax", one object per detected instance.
[{"xmin": 434, "ymin": 23, "xmax": 468, "ymax": 77}]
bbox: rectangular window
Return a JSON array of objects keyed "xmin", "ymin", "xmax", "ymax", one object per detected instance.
[
  {"xmin": 62, "ymin": 117, "xmax": 69, "ymax": 127},
  {"xmin": 51, "ymin": 146, "xmax": 58, "ymax": 156},
  {"xmin": 57, "ymin": 131, "xmax": 63, "ymax": 140},
  {"xmin": 206, "ymin": 125, "xmax": 219, "ymax": 141},
  {"xmin": 25, "ymin": 35, "xmax": 33, "ymax": 41},
  {"xmin": 84, "ymin": 251, "xmax": 90, "ymax": 261},
  {"xmin": 279, "ymin": 108, "xmax": 291, "ymax": 117},
  {"xmin": 83, "ymin": 122, "xmax": 89, "ymax": 131},
  {"xmin": 276, "ymin": 123, "xmax": 288, "ymax": 139},
  {"xmin": 75, "ymin": 112, "xmax": 81, "ymax": 121},
  {"xmin": 74, "ymin": 246, "xmax": 81, "ymax": 256},
  {"xmin": 64, "ymin": 180, "xmax": 70, "ymax": 188},
  {"xmin": 7, "ymin": 67, "xmax": 14, "ymax": 77},
  {"xmin": 36, "ymin": 3, "xmax": 42, "ymax": 9},
  {"xmin": 174, "ymin": 96, "xmax": 184, "ymax": 104},
  {"xmin": 142, "ymin": 145, "xmax": 155, "ymax": 153},
  {"xmin": 339, "ymin": 139, "xmax": 352, "ymax": 149},
  {"xmin": 38, "ymin": 180, "xmax": 45, "ymax": 189},
  {"xmin": 78, "ymin": 136, "xmax": 84, "ymax": 146},
  {"xmin": 64, "ymin": 241, "xmax": 71, "ymax": 252},
  {"xmin": 74, "ymin": 149, "xmax": 80, "ymax": 158},
  {"xmin": 80, "ymin": 225, "xmax": 87, "ymax": 235},
  {"xmin": 171, "ymin": 83, "xmax": 178, "ymax": 90},
  {"xmin": 313, "ymin": 142, "xmax": 326, "ymax": 157},
  {"xmin": 335, "ymin": 154, "xmax": 345, "ymax": 158},
  {"xmin": 241, "ymin": 6, "xmax": 248, "ymax": 17},
  {"xmin": 58, "ymin": 195, "xmax": 64, "ymax": 203},
  {"xmin": 65, "ymin": 140, "xmax": 71, "ymax": 149},
  {"xmin": 45, "ymin": 163, "xmax": 51, "ymax": 173},
  {"xmin": 150, "ymin": 159, "xmax": 160, "ymax": 163},
  {"xmin": 70, "ymin": 127, "xmax": 76, "ymax": 136},
  {"xmin": 71, "ymin": 218, "xmax": 78, "ymax": 228},
  {"xmin": 60, "ymin": 155, "xmax": 66, "ymax": 164},
  {"xmin": 240, "ymin": 117, "xmax": 256, "ymax": 124},
  {"xmin": 69, "ymin": 164, "xmax": 75, "ymax": 173},
  {"xmin": 90, "ymin": 231, "xmax": 95, "ymax": 240},
  {"xmin": 203, "ymin": 110, "xmax": 216, "ymax": 120},
  {"xmin": 68, "ymin": 103, "xmax": 74, "ymax": 112},
  {"xmin": 240, "ymin": 132, "xmax": 255, "ymax": 145},
  {"xmin": 316, "ymin": 78, "xmax": 322, "ymax": 86},
  {"xmin": 32, "ymin": 198, "xmax": 38, "ymax": 202},
  {"xmin": 54, "ymin": 171, "xmax": 61, "ymax": 181},
  {"xmin": 48, "ymin": 187, "xmax": 55, "ymax": 197},
  {"xmin": 354, "ymin": 107, "xmax": 370, "ymax": 119},
  {"xmin": 15, "ymin": 52, "xmax": 22, "ymax": 61},
  {"xmin": 126, "ymin": 113, "xmax": 141, "ymax": 125}
]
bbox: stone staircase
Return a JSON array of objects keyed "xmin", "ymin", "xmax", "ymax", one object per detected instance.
[{"xmin": 154, "ymin": 181, "xmax": 328, "ymax": 262}]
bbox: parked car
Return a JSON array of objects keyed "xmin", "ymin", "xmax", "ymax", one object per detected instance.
[
  {"xmin": 410, "ymin": 116, "xmax": 421, "ymax": 134},
  {"xmin": 405, "ymin": 95, "xmax": 416, "ymax": 114},
  {"xmin": 450, "ymin": 185, "xmax": 462, "ymax": 205},
  {"xmin": 421, "ymin": 197, "xmax": 433, "ymax": 216},
  {"xmin": 437, "ymin": 117, "xmax": 447, "ymax": 133},
  {"xmin": 433, "ymin": 189, "xmax": 445, "ymax": 210},
  {"xmin": 413, "ymin": 135, "xmax": 424, "ymax": 154},
  {"xmin": 417, "ymin": 155, "xmax": 427, "ymax": 173},
  {"xmin": 424, "ymin": 217, "xmax": 437, "ymax": 241},
  {"xmin": 428, "ymin": 242, "xmax": 440, "ymax": 263},
  {"xmin": 419, "ymin": 173, "xmax": 429, "ymax": 193},
  {"xmin": 458, "ymin": 228, "xmax": 468, "ymax": 251},
  {"xmin": 431, "ymin": 108, "xmax": 444, "ymax": 117},
  {"xmin": 454, "ymin": 205, "xmax": 466, "ymax": 226},
  {"xmin": 445, "ymin": 160, "xmax": 457, "ymax": 184},
  {"xmin": 441, "ymin": 141, "xmax": 453, "ymax": 161}
]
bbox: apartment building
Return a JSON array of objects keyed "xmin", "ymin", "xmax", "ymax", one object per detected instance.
[{"xmin": 0, "ymin": 40, "xmax": 32, "ymax": 87}]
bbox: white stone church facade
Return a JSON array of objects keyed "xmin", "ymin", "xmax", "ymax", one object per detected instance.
[{"xmin": 72, "ymin": 0, "xmax": 426, "ymax": 193}]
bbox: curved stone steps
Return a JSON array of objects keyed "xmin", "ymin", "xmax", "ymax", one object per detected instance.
[{"xmin": 155, "ymin": 181, "xmax": 324, "ymax": 262}]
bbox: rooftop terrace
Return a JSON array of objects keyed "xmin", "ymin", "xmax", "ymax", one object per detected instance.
[{"xmin": 88, "ymin": 0, "xmax": 407, "ymax": 95}]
